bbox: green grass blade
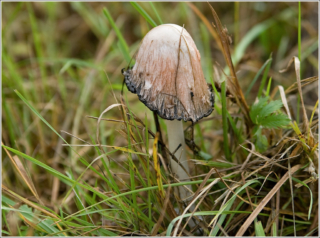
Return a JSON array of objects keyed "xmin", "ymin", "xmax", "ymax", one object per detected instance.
[
  {"xmin": 258, "ymin": 54, "xmax": 273, "ymax": 98},
  {"xmin": 13, "ymin": 90, "xmax": 109, "ymax": 183},
  {"xmin": 14, "ymin": 90, "xmax": 68, "ymax": 145},
  {"xmin": 291, "ymin": 177, "xmax": 313, "ymax": 220},
  {"xmin": 233, "ymin": 8, "xmax": 293, "ymax": 66},
  {"xmin": 26, "ymin": 3, "xmax": 47, "ymax": 94},
  {"xmin": 2, "ymin": 145, "xmax": 109, "ymax": 201},
  {"xmin": 149, "ymin": 2, "xmax": 163, "ymax": 25},
  {"xmin": 210, "ymin": 77, "xmax": 222, "ymax": 114},
  {"xmin": 272, "ymin": 222, "xmax": 277, "ymax": 236},
  {"xmin": 2, "ymin": 2, "xmax": 24, "ymax": 35},
  {"xmin": 130, "ymin": 2, "xmax": 157, "ymax": 28},
  {"xmin": 210, "ymin": 196, "xmax": 236, "ymax": 236},
  {"xmin": 60, "ymin": 176, "xmax": 241, "ymax": 223},
  {"xmin": 254, "ymin": 220, "xmax": 266, "ymax": 236},
  {"xmin": 13, "ymin": 90, "xmax": 119, "ymax": 182},
  {"xmin": 305, "ymin": 227, "xmax": 318, "ymax": 237},
  {"xmin": 145, "ymin": 114, "xmax": 152, "ymax": 232},
  {"xmin": 224, "ymin": 199, "xmax": 247, "ymax": 229},
  {"xmin": 200, "ymin": 23, "xmax": 213, "ymax": 82},
  {"xmin": 2, "ymin": 101, "xmax": 18, "ymax": 145},
  {"xmin": 210, "ymin": 76, "xmax": 244, "ymax": 145},
  {"xmin": 103, "ymin": 8, "xmax": 131, "ymax": 63},
  {"xmin": 166, "ymin": 205, "xmax": 296, "ymax": 237},
  {"xmin": 2, "ymin": 230, "xmax": 10, "ymax": 236},
  {"xmin": 71, "ymin": 2, "xmax": 108, "ymax": 37},
  {"xmin": 65, "ymin": 172, "xmax": 88, "ymax": 222},
  {"xmin": 117, "ymin": 41, "xmax": 131, "ymax": 64},
  {"xmin": 276, "ymin": 36, "xmax": 289, "ymax": 63},
  {"xmin": 126, "ymin": 122, "xmax": 138, "ymax": 230},
  {"xmin": 3, "ymin": 144, "xmax": 141, "ymax": 227},
  {"xmin": 265, "ymin": 77, "xmax": 273, "ymax": 96},
  {"xmin": 2, "ymin": 51, "xmax": 27, "ymax": 96},
  {"xmin": 209, "ymin": 179, "xmax": 261, "ymax": 226},
  {"xmin": 245, "ymin": 58, "xmax": 272, "ymax": 98},
  {"xmin": 301, "ymin": 40, "xmax": 318, "ymax": 62}
]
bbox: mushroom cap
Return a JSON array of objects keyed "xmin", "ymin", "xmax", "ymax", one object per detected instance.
[{"xmin": 123, "ymin": 24, "xmax": 214, "ymax": 122}]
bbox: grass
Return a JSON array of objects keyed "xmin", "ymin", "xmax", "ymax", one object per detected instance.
[{"xmin": 2, "ymin": 2, "xmax": 318, "ymax": 236}]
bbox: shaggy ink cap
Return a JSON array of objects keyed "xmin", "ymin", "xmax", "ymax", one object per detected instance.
[{"xmin": 122, "ymin": 24, "xmax": 214, "ymax": 122}]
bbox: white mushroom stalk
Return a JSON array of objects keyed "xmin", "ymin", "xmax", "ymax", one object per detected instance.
[
  {"xmin": 165, "ymin": 120, "xmax": 190, "ymax": 200},
  {"xmin": 122, "ymin": 24, "xmax": 214, "ymax": 203}
]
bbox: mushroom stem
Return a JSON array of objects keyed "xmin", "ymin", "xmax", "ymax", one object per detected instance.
[{"xmin": 165, "ymin": 119, "xmax": 192, "ymax": 200}]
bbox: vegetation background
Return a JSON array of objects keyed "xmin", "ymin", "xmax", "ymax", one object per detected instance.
[{"xmin": 2, "ymin": 1, "xmax": 318, "ymax": 236}]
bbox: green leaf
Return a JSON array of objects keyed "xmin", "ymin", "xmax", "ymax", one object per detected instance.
[
  {"xmin": 259, "ymin": 114, "xmax": 291, "ymax": 129},
  {"xmin": 250, "ymin": 97, "xmax": 290, "ymax": 129},
  {"xmin": 258, "ymin": 100, "xmax": 283, "ymax": 120},
  {"xmin": 250, "ymin": 97, "xmax": 269, "ymax": 122}
]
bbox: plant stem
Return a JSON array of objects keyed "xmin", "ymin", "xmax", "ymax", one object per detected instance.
[{"xmin": 165, "ymin": 120, "xmax": 191, "ymax": 201}]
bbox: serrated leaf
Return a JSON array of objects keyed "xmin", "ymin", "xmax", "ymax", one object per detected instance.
[
  {"xmin": 250, "ymin": 97, "xmax": 290, "ymax": 129},
  {"xmin": 258, "ymin": 100, "xmax": 283, "ymax": 120},
  {"xmin": 250, "ymin": 97, "xmax": 269, "ymax": 122},
  {"xmin": 259, "ymin": 113, "xmax": 290, "ymax": 128}
]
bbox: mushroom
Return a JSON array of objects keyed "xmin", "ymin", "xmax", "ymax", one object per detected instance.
[{"xmin": 122, "ymin": 24, "xmax": 214, "ymax": 201}]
